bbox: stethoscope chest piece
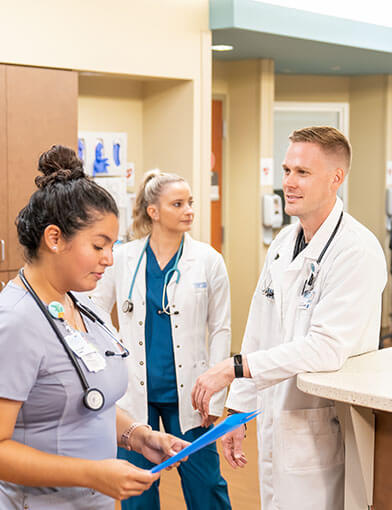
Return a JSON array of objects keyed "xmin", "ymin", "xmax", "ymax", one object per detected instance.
[
  {"xmin": 83, "ymin": 387, "xmax": 105, "ymax": 411},
  {"xmin": 122, "ymin": 299, "xmax": 133, "ymax": 314}
]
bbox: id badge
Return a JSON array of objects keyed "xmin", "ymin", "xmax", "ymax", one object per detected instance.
[
  {"xmin": 65, "ymin": 332, "xmax": 106, "ymax": 373},
  {"xmin": 298, "ymin": 290, "xmax": 314, "ymax": 310},
  {"xmin": 81, "ymin": 351, "xmax": 107, "ymax": 373}
]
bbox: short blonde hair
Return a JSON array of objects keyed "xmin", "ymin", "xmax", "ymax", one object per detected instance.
[
  {"xmin": 289, "ymin": 126, "xmax": 352, "ymax": 171},
  {"xmin": 132, "ymin": 170, "xmax": 185, "ymax": 238}
]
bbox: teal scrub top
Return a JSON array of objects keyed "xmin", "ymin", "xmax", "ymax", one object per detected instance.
[{"xmin": 145, "ymin": 243, "xmax": 180, "ymax": 403}]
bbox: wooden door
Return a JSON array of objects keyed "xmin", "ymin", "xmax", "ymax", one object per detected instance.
[
  {"xmin": 0, "ymin": 66, "xmax": 8, "ymax": 271},
  {"xmin": 211, "ymin": 99, "xmax": 223, "ymax": 252},
  {"xmin": 6, "ymin": 65, "xmax": 78, "ymax": 270}
]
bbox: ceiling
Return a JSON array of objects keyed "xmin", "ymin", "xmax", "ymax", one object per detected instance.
[{"xmin": 210, "ymin": 0, "xmax": 392, "ymax": 75}]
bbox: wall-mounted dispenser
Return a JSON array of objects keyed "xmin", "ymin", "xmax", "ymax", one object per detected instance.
[{"xmin": 262, "ymin": 193, "xmax": 283, "ymax": 245}]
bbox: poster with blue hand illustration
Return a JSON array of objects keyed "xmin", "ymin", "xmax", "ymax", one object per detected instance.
[{"xmin": 78, "ymin": 131, "xmax": 127, "ymax": 177}]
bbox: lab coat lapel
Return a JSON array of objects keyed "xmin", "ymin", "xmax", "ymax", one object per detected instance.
[
  {"xmin": 166, "ymin": 233, "xmax": 194, "ymax": 302},
  {"xmin": 127, "ymin": 238, "xmax": 147, "ymax": 302},
  {"xmin": 269, "ymin": 227, "xmax": 299, "ymax": 325}
]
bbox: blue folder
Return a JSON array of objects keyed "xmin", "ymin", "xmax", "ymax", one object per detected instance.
[{"xmin": 151, "ymin": 409, "xmax": 261, "ymax": 474}]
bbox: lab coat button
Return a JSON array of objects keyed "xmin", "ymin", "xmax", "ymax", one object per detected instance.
[
  {"xmin": 176, "ymin": 345, "xmax": 180, "ymax": 348},
  {"xmin": 138, "ymin": 321, "xmax": 143, "ymax": 326},
  {"xmin": 139, "ymin": 361, "xmax": 144, "ymax": 366},
  {"xmin": 180, "ymin": 384, "xmax": 184, "ymax": 388},
  {"xmin": 175, "ymin": 324, "xmax": 178, "ymax": 328},
  {"xmin": 140, "ymin": 381, "xmax": 144, "ymax": 386},
  {"xmin": 178, "ymin": 364, "xmax": 182, "ymax": 368},
  {"xmin": 139, "ymin": 341, "xmax": 143, "ymax": 346}
]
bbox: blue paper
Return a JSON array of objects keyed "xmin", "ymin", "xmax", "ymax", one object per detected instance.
[{"xmin": 150, "ymin": 409, "xmax": 261, "ymax": 474}]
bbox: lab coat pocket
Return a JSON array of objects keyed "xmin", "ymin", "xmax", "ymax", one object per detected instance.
[
  {"xmin": 277, "ymin": 407, "xmax": 344, "ymax": 472},
  {"xmin": 193, "ymin": 285, "xmax": 208, "ymax": 327}
]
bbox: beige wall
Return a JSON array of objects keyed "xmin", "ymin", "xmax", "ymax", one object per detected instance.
[
  {"xmin": 0, "ymin": 0, "xmax": 208, "ymax": 80},
  {"xmin": 78, "ymin": 76, "xmax": 144, "ymax": 177},
  {"xmin": 349, "ymin": 75, "xmax": 387, "ymax": 243},
  {"xmin": 3, "ymin": 0, "xmax": 211, "ymax": 242},
  {"xmin": 213, "ymin": 60, "xmax": 274, "ymax": 352},
  {"xmin": 275, "ymin": 75, "xmax": 350, "ymax": 102}
]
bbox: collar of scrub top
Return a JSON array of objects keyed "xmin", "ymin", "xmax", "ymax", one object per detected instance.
[
  {"xmin": 123, "ymin": 234, "xmax": 184, "ymax": 315},
  {"xmin": 295, "ymin": 197, "xmax": 344, "ymax": 263}
]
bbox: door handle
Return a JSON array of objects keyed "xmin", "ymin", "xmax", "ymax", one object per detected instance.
[{"xmin": 0, "ymin": 240, "xmax": 4, "ymax": 262}]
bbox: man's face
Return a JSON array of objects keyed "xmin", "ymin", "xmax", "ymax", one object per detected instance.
[{"xmin": 282, "ymin": 142, "xmax": 343, "ymax": 223}]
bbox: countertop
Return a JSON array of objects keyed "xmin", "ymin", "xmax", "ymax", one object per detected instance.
[{"xmin": 297, "ymin": 347, "xmax": 392, "ymax": 412}]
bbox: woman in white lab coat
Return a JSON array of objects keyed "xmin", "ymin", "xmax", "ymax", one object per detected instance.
[{"xmin": 92, "ymin": 170, "xmax": 232, "ymax": 510}]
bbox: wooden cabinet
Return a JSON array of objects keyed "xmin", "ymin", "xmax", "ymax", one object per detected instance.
[
  {"xmin": 373, "ymin": 411, "xmax": 392, "ymax": 509},
  {"xmin": 0, "ymin": 67, "xmax": 8, "ymax": 272},
  {"xmin": 0, "ymin": 64, "xmax": 78, "ymax": 275}
]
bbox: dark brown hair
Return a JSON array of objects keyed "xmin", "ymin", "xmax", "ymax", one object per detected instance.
[{"xmin": 16, "ymin": 145, "xmax": 118, "ymax": 261}]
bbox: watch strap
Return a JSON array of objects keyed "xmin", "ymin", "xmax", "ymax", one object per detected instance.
[{"xmin": 233, "ymin": 353, "xmax": 244, "ymax": 378}]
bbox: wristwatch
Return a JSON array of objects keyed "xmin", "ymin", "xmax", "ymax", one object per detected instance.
[{"xmin": 233, "ymin": 353, "xmax": 244, "ymax": 378}]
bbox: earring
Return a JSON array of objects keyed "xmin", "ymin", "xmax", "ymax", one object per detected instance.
[{"xmin": 52, "ymin": 246, "xmax": 57, "ymax": 251}]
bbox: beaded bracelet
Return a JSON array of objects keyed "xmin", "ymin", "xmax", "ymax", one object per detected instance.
[{"xmin": 120, "ymin": 422, "xmax": 152, "ymax": 451}]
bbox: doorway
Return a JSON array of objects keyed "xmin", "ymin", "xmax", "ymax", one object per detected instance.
[
  {"xmin": 274, "ymin": 102, "xmax": 349, "ymax": 224},
  {"xmin": 211, "ymin": 99, "xmax": 223, "ymax": 252}
]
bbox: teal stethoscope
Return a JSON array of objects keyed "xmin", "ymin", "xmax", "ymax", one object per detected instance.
[{"xmin": 122, "ymin": 236, "xmax": 184, "ymax": 316}]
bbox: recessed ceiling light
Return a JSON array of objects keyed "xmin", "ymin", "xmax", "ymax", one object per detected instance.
[
  {"xmin": 330, "ymin": 65, "xmax": 341, "ymax": 71},
  {"xmin": 212, "ymin": 44, "xmax": 234, "ymax": 52}
]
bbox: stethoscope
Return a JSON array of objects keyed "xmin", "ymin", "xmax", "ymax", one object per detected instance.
[
  {"xmin": 300, "ymin": 211, "xmax": 344, "ymax": 296},
  {"xmin": 122, "ymin": 236, "xmax": 183, "ymax": 316},
  {"xmin": 19, "ymin": 269, "xmax": 129, "ymax": 412},
  {"xmin": 262, "ymin": 211, "xmax": 344, "ymax": 300}
]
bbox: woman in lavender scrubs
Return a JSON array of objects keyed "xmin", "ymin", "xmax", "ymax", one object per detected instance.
[{"xmin": 0, "ymin": 145, "xmax": 187, "ymax": 510}]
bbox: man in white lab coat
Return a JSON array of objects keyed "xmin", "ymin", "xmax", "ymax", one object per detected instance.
[{"xmin": 192, "ymin": 126, "xmax": 387, "ymax": 510}]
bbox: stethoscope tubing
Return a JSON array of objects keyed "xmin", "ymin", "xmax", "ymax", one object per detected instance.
[
  {"xmin": 19, "ymin": 269, "xmax": 90, "ymax": 392},
  {"xmin": 301, "ymin": 211, "xmax": 344, "ymax": 294},
  {"xmin": 125, "ymin": 235, "xmax": 184, "ymax": 316}
]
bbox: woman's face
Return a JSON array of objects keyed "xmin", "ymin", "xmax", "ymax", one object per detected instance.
[
  {"xmin": 56, "ymin": 212, "xmax": 119, "ymax": 292},
  {"xmin": 151, "ymin": 181, "xmax": 194, "ymax": 233}
]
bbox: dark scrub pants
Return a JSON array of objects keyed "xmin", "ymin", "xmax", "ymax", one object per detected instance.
[{"xmin": 118, "ymin": 402, "xmax": 232, "ymax": 510}]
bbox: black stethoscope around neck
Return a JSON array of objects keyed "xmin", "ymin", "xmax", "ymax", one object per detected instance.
[
  {"xmin": 19, "ymin": 269, "xmax": 129, "ymax": 412},
  {"xmin": 300, "ymin": 211, "xmax": 344, "ymax": 296}
]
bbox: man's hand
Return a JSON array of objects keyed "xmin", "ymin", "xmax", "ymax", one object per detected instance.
[
  {"xmin": 221, "ymin": 425, "xmax": 247, "ymax": 469},
  {"xmin": 191, "ymin": 358, "xmax": 235, "ymax": 419}
]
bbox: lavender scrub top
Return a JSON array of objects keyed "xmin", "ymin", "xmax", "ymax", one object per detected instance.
[{"xmin": 0, "ymin": 282, "xmax": 128, "ymax": 510}]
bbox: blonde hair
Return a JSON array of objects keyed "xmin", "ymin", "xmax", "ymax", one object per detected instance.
[
  {"xmin": 289, "ymin": 126, "xmax": 352, "ymax": 171},
  {"xmin": 132, "ymin": 170, "xmax": 186, "ymax": 238}
]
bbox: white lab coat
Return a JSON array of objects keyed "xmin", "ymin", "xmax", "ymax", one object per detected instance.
[
  {"xmin": 91, "ymin": 233, "xmax": 231, "ymax": 434},
  {"xmin": 226, "ymin": 198, "xmax": 387, "ymax": 510}
]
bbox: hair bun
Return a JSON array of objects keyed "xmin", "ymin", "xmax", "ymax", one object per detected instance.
[{"xmin": 35, "ymin": 145, "xmax": 85, "ymax": 189}]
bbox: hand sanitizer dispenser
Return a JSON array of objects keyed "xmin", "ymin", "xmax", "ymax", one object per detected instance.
[{"xmin": 263, "ymin": 194, "xmax": 283, "ymax": 245}]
